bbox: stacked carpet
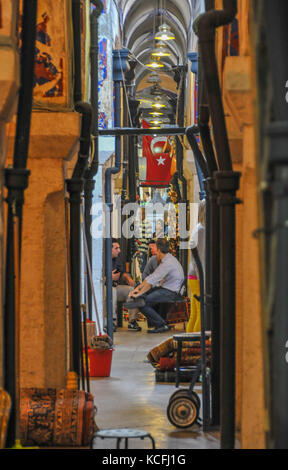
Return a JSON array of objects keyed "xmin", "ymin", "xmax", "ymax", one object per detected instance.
[{"xmin": 147, "ymin": 338, "xmax": 211, "ymax": 371}]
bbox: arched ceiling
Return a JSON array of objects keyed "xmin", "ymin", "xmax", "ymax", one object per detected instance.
[
  {"xmin": 117, "ymin": 0, "xmax": 203, "ymax": 119},
  {"xmin": 118, "ymin": 1, "xmax": 201, "ymax": 85}
]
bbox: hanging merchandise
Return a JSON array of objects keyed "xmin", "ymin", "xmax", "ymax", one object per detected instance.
[
  {"xmin": 166, "ymin": 179, "xmax": 181, "ymax": 257},
  {"xmin": 142, "ymin": 120, "xmax": 172, "ymax": 186}
]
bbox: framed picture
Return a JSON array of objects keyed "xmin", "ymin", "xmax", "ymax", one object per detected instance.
[
  {"xmin": 19, "ymin": 0, "xmax": 73, "ymax": 110},
  {"xmin": 0, "ymin": 0, "xmax": 18, "ymax": 46}
]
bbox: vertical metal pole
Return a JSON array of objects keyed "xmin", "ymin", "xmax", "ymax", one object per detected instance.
[
  {"xmin": 207, "ymin": 177, "xmax": 221, "ymax": 427},
  {"xmin": 215, "ymin": 171, "xmax": 241, "ymax": 449},
  {"xmin": 66, "ymin": 179, "xmax": 84, "ymax": 379},
  {"xmin": 4, "ymin": 0, "xmax": 37, "ymax": 447},
  {"xmin": 4, "ymin": 203, "xmax": 16, "ymax": 448},
  {"xmin": 105, "ymin": 80, "xmax": 122, "ymax": 341},
  {"xmin": 83, "ymin": 0, "xmax": 103, "ymax": 320},
  {"xmin": 72, "ymin": 0, "xmax": 82, "ymax": 102},
  {"xmin": 105, "ymin": 49, "xmax": 129, "ymax": 341}
]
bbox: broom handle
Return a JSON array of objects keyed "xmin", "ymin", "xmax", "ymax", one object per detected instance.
[
  {"xmin": 13, "ymin": 210, "xmax": 20, "ymax": 441},
  {"xmin": 81, "ymin": 305, "xmax": 90, "ymax": 393},
  {"xmin": 80, "ymin": 205, "xmax": 102, "ymax": 335},
  {"xmin": 65, "ymin": 197, "xmax": 74, "ymax": 372}
]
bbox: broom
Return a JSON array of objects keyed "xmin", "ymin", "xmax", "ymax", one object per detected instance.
[{"xmin": 80, "ymin": 205, "xmax": 112, "ymax": 349}]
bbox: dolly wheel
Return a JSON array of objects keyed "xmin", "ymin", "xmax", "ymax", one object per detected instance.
[
  {"xmin": 167, "ymin": 396, "xmax": 199, "ymax": 429},
  {"xmin": 169, "ymin": 389, "xmax": 201, "ymax": 409}
]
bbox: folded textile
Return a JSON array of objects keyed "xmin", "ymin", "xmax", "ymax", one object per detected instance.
[
  {"xmin": 147, "ymin": 337, "xmax": 211, "ymax": 369},
  {"xmin": 20, "ymin": 388, "xmax": 97, "ymax": 447}
]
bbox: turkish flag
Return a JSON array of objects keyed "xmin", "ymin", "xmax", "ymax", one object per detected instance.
[{"xmin": 142, "ymin": 120, "xmax": 172, "ymax": 186}]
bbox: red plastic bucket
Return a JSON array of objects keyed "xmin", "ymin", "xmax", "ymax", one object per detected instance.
[{"xmin": 83, "ymin": 348, "xmax": 114, "ymax": 377}]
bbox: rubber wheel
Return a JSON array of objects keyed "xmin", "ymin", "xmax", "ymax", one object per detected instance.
[
  {"xmin": 169, "ymin": 389, "xmax": 201, "ymax": 409},
  {"xmin": 167, "ymin": 396, "xmax": 199, "ymax": 429}
]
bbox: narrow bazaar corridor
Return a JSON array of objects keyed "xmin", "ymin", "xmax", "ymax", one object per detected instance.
[
  {"xmin": 3, "ymin": 0, "xmax": 288, "ymax": 452},
  {"xmin": 90, "ymin": 322, "xmax": 220, "ymax": 450}
]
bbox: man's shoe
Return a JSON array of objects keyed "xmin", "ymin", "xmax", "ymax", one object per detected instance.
[
  {"xmin": 123, "ymin": 298, "xmax": 145, "ymax": 309},
  {"xmin": 147, "ymin": 324, "xmax": 170, "ymax": 334},
  {"xmin": 128, "ymin": 321, "xmax": 142, "ymax": 332}
]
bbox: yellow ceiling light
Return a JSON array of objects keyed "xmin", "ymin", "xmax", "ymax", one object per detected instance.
[
  {"xmin": 151, "ymin": 41, "xmax": 171, "ymax": 57},
  {"xmin": 149, "ymin": 111, "xmax": 164, "ymax": 116},
  {"xmin": 149, "ymin": 119, "xmax": 163, "ymax": 125},
  {"xmin": 152, "ymin": 101, "xmax": 166, "ymax": 109},
  {"xmin": 146, "ymin": 55, "xmax": 165, "ymax": 68},
  {"xmin": 155, "ymin": 23, "xmax": 175, "ymax": 41}
]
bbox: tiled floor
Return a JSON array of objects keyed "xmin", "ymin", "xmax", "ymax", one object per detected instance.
[{"xmin": 90, "ymin": 321, "xmax": 220, "ymax": 449}]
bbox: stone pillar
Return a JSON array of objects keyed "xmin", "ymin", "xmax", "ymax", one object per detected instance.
[
  {"xmin": 240, "ymin": 125, "xmax": 265, "ymax": 448},
  {"xmin": 0, "ymin": 1, "xmax": 20, "ymax": 387},
  {"xmin": 7, "ymin": 112, "xmax": 79, "ymax": 388},
  {"xmin": 223, "ymin": 55, "xmax": 265, "ymax": 448}
]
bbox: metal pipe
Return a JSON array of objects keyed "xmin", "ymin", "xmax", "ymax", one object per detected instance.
[
  {"xmin": 66, "ymin": 103, "xmax": 92, "ymax": 380},
  {"xmin": 206, "ymin": 176, "xmax": 221, "ymax": 427},
  {"xmin": 192, "ymin": 247, "xmax": 210, "ymax": 430},
  {"xmin": 72, "ymin": 102, "xmax": 93, "ymax": 178},
  {"xmin": 128, "ymin": 99, "xmax": 139, "ymax": 203},
  {"xmin": 194, "ymin": 0, "xmax": 237, "ymax": 172},
  {"xmin": 99, "ymin": 127, "xmax": 186, "ymax": 136},
  {"xmin": 197, "ymin": 15, "xmax": 221, "ymax": 425},
  {"xmin": 215, "ymin": 172, "xmax": 240, "ymax": 448},
  {"xmin": 176, "ymin": 70, "xmax": 189, "ymax": 275},
  {"xmin": 263, "ymin": 0, "xmax": 288, "ymax": 449},
  {"xmin": 4, "ymin": 0, "xmax": 37, "ymax": 448},
  {"xmin": 194, "ymin": 0, "xmax": 240, "ymax": 449},
  {"xmin": 72, "ymin": 0, "xmax": 82, "ymax": 102},
  {"xmin": 13, "ymin": 1, "xmax": 37, "ymax": 170},
  {"xmin": 186, "ymin": 126, "xmax": 209, "ymax": 179},
  {"xmin": 105, "ymin": 82, "xmax": 122, "ymax": 342},
  {"xmin": 83, "ymin": 1, "xmax": 103, "ymax": 319}
]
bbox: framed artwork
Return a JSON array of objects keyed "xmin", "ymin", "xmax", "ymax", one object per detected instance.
[
  {"xmin": 19, "ymin": 0, "xmax": 73, "ymax": 110},
  {"xmin": 0, "ymin": 0, "xmax": 18, "ymax": 46}
]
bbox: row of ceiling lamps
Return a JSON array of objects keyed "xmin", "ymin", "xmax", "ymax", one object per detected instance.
[
  {"xmin": 146, "ymin": 24, "xmax": 175, "ymax": 68},
  {"xmin": 140, "ymin": 2, "xmax": 177, "ymax": 128}
]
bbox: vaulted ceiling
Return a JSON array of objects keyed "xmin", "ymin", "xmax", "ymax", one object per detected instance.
[{"xmin": 118, "ymin": 0, "xmax": 204, "ymax": 94}]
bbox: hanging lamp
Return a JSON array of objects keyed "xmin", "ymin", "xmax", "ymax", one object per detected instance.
[
  {"xmin": 149, "ymin": 118, "xmax": 163, "ymax": 125},
  {"xmin": 146, "ymin": 55, "xmax": 165, "ymax": 69},
  {"xmin": 152, "ymin": 96, "xmax": 166, "ymax": 109},
  {"xmin": 151, "ymin": 41, "xmax": 171, "ymax": 57},
  {"xmin": 155, "ymin": 23, "xmax": 175, "ymax": 41},
  {"xmin": 149, "ymin": 111, "xmax": 164, "ymax": 116}
]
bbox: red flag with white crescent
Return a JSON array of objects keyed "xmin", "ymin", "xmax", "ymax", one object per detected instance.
[{"xmin": 142, "ymin": 120, "xmax": 172, "ymax": 186}]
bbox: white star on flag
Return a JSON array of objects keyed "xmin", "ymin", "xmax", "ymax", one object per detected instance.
[{"xmin": 157, "ymin": 156, "xmax": 166, "ymax": 166}]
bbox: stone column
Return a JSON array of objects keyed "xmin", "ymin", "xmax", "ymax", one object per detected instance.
[
  {"xmin": 7, "ymin": 112, "xmax": 79, "ymax": 388},
  {"xmin": 223, "ymin": 55, "xmax": 265, "ymax": 448}
]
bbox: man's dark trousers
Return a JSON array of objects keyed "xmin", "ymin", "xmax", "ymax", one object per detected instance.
[{"xmin": 139, "ymin": 287, "xmax": 178, "ymax": 327}]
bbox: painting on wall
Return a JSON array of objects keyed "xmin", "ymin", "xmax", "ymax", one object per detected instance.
[
  {"xmin": 19, "ymin": 0, "xmax": 73, "ymax": 110},
  {"xmin": 33, "ymin": 0, "xmax": 73, "ymax": 109},
  {"xmin": 0, "ymin": 0, "xmax": 18, "ymax": 43}
]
